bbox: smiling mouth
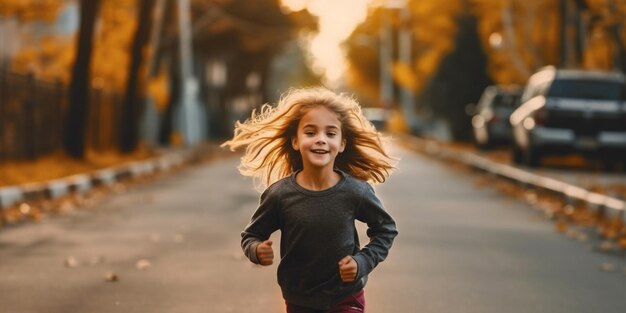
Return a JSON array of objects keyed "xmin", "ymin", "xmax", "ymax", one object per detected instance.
[{"xmin": 311, "ymin": 149, "xmax": 329, "ymax": 154}]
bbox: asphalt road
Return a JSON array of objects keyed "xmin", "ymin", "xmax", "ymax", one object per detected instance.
[{"xmin": 1, "ymin": 143, "xmax": 626, "ymax": 313}]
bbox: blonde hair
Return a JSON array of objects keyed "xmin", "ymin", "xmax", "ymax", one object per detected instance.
[{"xmin": 221, "ymin": 87, "xmax": 396, "ymax": 188}]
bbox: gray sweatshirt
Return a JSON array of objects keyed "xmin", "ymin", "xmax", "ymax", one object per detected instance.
[{"xmin": 241, "ymin": 170, "xmax": 398, "ymax": 310}]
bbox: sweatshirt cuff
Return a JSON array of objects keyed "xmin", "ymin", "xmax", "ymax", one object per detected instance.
[
  {"xmin": 352, "ymin": 254, "xmax": 371, "ymax": 280},
  {"xmin": 247, "ymin": 241, "xmax": 261, "ymax": 264}
]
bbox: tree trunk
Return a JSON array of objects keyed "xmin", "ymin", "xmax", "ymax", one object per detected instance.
[
  {"xmin": 64, "ymin": 0, "xmax": 100, "ymax": 158},
  {"xmin": 120, "ymin": 0, "xmax": 156, "ymax": 153}
]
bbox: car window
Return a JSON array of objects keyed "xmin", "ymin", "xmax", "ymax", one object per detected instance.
[
  {"xmin": 547, "ymin": 79, "xmax": 624, "ymax": 100},
  {"xmin": 503, "ymin": 93, "xmax": 521, "ymax": 108}
]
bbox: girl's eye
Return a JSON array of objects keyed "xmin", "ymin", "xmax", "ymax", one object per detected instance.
[
  {"xmin": 304, "ymin": 131, "xmax": 315, "ymax": 136},
  {"xmin": 327, "ymin": 132, "xmax": 337, "ymax": 137}
]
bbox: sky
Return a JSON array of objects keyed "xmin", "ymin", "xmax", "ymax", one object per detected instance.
[{"xmin": 280, "ymin": 0, "xmax": 374, "ymax": 86}]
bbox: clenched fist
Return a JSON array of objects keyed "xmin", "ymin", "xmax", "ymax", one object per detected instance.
[
  {"xmin": 338, "ymin": 256, "xmax": 358, "ymax": 282},
  {"xmin": 256, "ymin": 240, "xmax": 274, "ymax": 266}
]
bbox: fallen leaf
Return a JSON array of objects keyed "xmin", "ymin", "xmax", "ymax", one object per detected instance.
[
  {"xmin": 618, "ymin": 237, "xmax": 626, "ymax": 250},
  {"xmin": 599, "ymin": 241, "xmax": 615, "ymax": 252},
  {"xmin": 555, "ymin": 220, "xmax": 567, "ymax": 233},
  {"xmin": 64, "ymin": 256, "xmax": 80, "ymax": 268},
  {"xmin": 90, "ymin": 255, "xmax": 106, "ymax": 265},
  {"xmin": 173, "ymin": 234, "xmax": 185, "ymax": 243},
  {"xmin": 600, "ymin": 263, "xmax": 616, "ymax": 272},
  {"xmin": 565, "ymin": 229, "xmax": 578, "ymax": 239},
  {"xmin": 136, "ymin": 259, "xmax": 151, "ymax": 270},
  {"xmin": 104, "ymin": 272, "xmax": 119, "ymax": 282},
  {"xmin": 149, "ymin": 233, "xmax": 161, "ymax": 243}
]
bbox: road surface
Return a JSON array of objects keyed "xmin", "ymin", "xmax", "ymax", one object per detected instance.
[{"xmin": 1, "ymin": 143, "xmax": 625, "ymax": 312}]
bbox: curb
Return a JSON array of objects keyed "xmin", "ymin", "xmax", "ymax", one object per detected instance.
[
  {"xmin": 0, "ymin": 144, "xmax": 218, "ymax": 211},
  {"xmin": 398, "ymin": 134, "xmax": 625, "ymax": 223}
]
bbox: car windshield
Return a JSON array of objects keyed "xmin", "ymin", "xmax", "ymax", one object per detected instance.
[
  {"xmin": 493, "ymin": 93, "xmax": 521, "ymax": 108},
  {"xmin": 547, "ymin": 79, "xmax": 625, "ymax": 100}
]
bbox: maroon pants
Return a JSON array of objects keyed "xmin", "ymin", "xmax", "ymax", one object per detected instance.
[{"xmin": 286, "ymin": 290, "xmax": 365, "ymax": 313}]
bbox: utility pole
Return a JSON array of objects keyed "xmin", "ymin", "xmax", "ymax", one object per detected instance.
[
  {"xmin": 398, "ymin": 5, "xmax": 420, "ymax": 133},
  {"xmin": 176, "ymin": 0, "xmax": 205, "ymax": 146},
  {"xmin": 140, "ymin": 0, "xmax": 166, "ymax": 147},
  {"xmin": 379, "ymin": 6, "xmax": 394, "ymax": 113}
]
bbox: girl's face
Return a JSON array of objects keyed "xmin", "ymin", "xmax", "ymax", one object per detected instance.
[{"xmin": 291, "ymin": 106, "xmax": 346, "ymax": 171}]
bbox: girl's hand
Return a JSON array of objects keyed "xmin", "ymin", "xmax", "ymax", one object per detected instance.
[
  {"xmin": 338, "ymin": 256, "xmax": 358, "ymax": 282},
  {"xmin": 256, "ymin": 240, "xmax": 274, "ymax": 266}
]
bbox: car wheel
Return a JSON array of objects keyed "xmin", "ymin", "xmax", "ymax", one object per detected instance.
[
  {"xmin": 602, "ymin": 156, "xmax": 621, "ymax": 172},
  {"xmin": 512, "ymin": 145, "xmax": 523, "ymax": 164},
  {"xmin": 523, "ymin": 146, "xmax": 541, "ymax": 167},
  {"xmin": 477, "ymin": 140, "xmax": 492, "ymax": 151}
]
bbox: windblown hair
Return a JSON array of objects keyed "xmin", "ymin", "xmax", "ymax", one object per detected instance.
[{"xmin": 221, "ymin": 87, "xmax": 397, "ymax": 189}]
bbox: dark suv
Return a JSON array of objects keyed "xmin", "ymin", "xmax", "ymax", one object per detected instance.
[
  {"xmin": 471, "ymin": 85, "xmax": 522, "ymax": 149},
  {"xmin": 510, "ymin": 66, "xmax": 626, "ymax": 167}
]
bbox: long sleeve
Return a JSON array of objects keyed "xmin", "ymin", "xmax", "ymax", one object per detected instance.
[
  {"xmin": 241, "ymin": 188, "xmax": 280, "ymax": 264},
  {"xmin": 352, "ymin": 184, "xmax": 398, "ymax": 280}
]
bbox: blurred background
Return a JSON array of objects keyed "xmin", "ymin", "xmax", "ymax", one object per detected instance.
[
  {"xmin": 0, "ymin": 0, "xmax": 624, "ymax": 179},
  {"xmin": 1, "ymin": 2, "xmax": 626, "ymax": 311}
]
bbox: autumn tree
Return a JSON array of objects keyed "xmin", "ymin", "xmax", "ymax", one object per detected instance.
[
  {"xmin": 345, "ymin": 0, "xmax": 626, "ymax": 140},
  {"xmin": 153, "ymin": 0, "xmax": 316, "ymax": 139},
  {"xmin": 120, "ymin": 0, "xmax": 156, "ymax": 153},
  {"xmin": 471, "ymin": 0, "xmax": 626, "ymax": 85},
  {"xmin": 64, "ymin": 0, "xmax": 101, "ymax": 158},
  {"xmin": 346, "ymin": 0, "xmax": 479, "ymax": 139}
]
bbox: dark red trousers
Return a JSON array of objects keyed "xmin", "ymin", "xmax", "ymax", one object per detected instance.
[{"xmin": 286, "ymin": 290, "xmax": 365, "ymax": 313}]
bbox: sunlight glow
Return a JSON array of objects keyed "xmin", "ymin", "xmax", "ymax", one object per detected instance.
[{"xmin": 281, "ymin": 0, "xmax": 372, "ymax": 86}]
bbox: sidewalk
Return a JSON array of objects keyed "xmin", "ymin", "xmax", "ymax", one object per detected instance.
[
  {"xmin": 395, "ymin": 133, "xmax": 626, "ymax": 224},
  {"xmin": 0, "ymin": 143, "xmax": 224, "ymax": 225}
]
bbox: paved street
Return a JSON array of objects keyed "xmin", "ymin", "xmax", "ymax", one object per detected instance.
[{"xmin": 1, "ymin": 143, "xmax": 626, "ymax": 313}]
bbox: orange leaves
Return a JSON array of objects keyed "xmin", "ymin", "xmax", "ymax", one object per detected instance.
[
  {"xmin": 471, "ymin": 0, "xmax": 560, "ymax": 84},
  {"xmin": 147, "ymin": 71, "xmax": 170, "ymax": 112},
  {"xmin": 391, "ymin": 63, "xmax": 418, "ymax": 91},
  {"xmin": 4, "ymin": 0, "xmax": 145, "ymax": 92},
  {"xmin": 345, "ymin": 0, "xmax": 464, "ymax": 99},
  {"xmin": 0, "ymin": 0, "xmax": 62, "ymax": 22},
  {"xmin": 471, "ymin": 0, "xmax": 626, "ymax": 85},
  {"xmin": 396, "ymin": 0, "xmax": 461, "ymax": 94},
  {"xmin": 90, "ymin": 0, "xmax": 139, "ymax": 91}
]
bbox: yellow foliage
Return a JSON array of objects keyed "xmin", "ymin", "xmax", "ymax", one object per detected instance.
[
  {"xmin": 347, "ymin": 0, "xmax": 626, "ymax": 103},
  {"xmin": 345, "ymin": 62, "xmax": 380, "ymax": 104},
  {"xmin": 10, "ymin": 48, "xmax": 38, "ymax": 73},
  {"xmin": 471, "ymin": 0, "xmax": 626, "ymax": 85},
  {"xmin": 90, "ymin": 0, "xmax": 139, "ymax": 91},
  {"xmin": 391, "ymin": 62, "xmax": 418, "ymax": 90},
  {"xmin": 0, "ymin": 0, "xmax": 62, "ymax": 22},
  {"xmin": 414, "ymin": 49, "xmax": 444, "ymax": 77},
  {"xmin": 584, "ymin": 26, "xmax": 614, "ymax": 70},
  {"xmin": 6, "ymin": 0, "xmax": 157, "ymax": 101},
  {"xmin": 147, "ymin": 71, "xmax": 170, "ymax": 112},
  {"xmin": 393, "ymin": 0, "xmax": 462, "ymax": 94},
  {"xmin": 386, "ymin": 108, "xmax": 409, "ymax": 133}
]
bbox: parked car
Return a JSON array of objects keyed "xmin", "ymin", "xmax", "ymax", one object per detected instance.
[
  {"xmin": 362, "ymin": 107, "xmax": 387, "ymax": 131},
  {"xmin": 509, "ymin": 66, "xmax": 626, "ymax": 167},
  {"xmin": 471, "ymin": 85, "xmax": 522, "ymax": 149}
]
